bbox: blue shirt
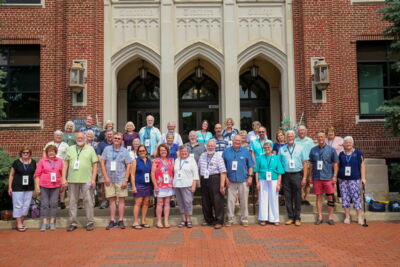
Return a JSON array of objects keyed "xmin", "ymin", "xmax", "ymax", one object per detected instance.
[
  {"xmin": 279, "ymin": 144, "xmax": 309, "ymax": 172},
  {"xmin": 222, "ymin": 146, "xmax": 255, "ymax": 183},
  {"xmin": 254, "ymin": 154, "xmax": 285, "ymax": 180},
  {"xmin": 96, "ymin": 140, "xmax": 113, "ymax": 155},
  {"xmin": 309, "ymin": 145, "xmax": 338, "ymax": 180},
  {"xmin": 101, "ymin": 146, "xmax": 132, "ymax": 183},
  {"xmin": 338, "ymin": 150, "xmax": 363, "ymax": 180},
  {"xmin": 168, "ymin": 144, "xmax": 179, "ymax": 160},
  {"xmin": 135, "ymin": 157, "xmax": 153, "ymax": 186},
  {"xmin": 250, "ymin": 138, "xmax": 272, "ymax": 159},
  {"xmin": 273, "ymin": 143, "xmax": 285, "ymax": 154},
  {"xmin": 222, "ymin": 128, "xmax": 239, "ymax": 142},
  {"xmin": 139, "ymin": 126, "xmax": 161, "ymax": 155},
  {"xmin": 213, "ymin": 136, "xmax": 229, "ymax": 152},
  {"xmin": 295, "ymin": 136, "xmax": 315, "ymax": 158}
]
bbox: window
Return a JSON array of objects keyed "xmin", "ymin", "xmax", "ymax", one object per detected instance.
[
  {"xmin": 179, "ymin": 74, "xmax": 218, "ymax": 101},
  {"xmin": 357, "ymin": 41, "xmax": 400, "ymax": 118},
  {"xmin": 3, "ymin": 0, "xmax": 41, "ymax": 3},
  {"xmin": 0, "ymin": 45, "xmax": 40, "ymax": 123}
]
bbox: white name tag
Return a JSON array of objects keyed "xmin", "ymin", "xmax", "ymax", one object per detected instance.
[
  {"xmin": 190, "ymin": 153, "xmax": 194, "ymax": 159},
  {"xmin": 266, "ymin": 171, "xmax": 272, "ymax": 181},
  {"xmin": 144, "ymin": 173, "xmax": 150, "ymax": 183},
  {"xmin": 177, "ymin": 171, "xmax": 183, "ymax": 180},
  {"xmin": 289, "ymin": 159, "xmax": 295, "ymax": 169},
  {"xmin": 228, "ymin": 141, "xmax": 233, "ymax": 146},
  {"xmin": 50, "ymin": 172, "xmax": 57, "ymax": 182},
  {"xmin": 22, "ymin": 175, "xmax": 29, "ymax": 185},
  {"xmin": 345, "ymin": 166, "xmax": 351, "ymax": 176},
  {"xmin": 127, "ymin": 146, "xmax": 132, "ymax": 152},
  {"xmin": 163, "ymin": 173, "xmax": 170, "ymax": 184},
  {"xmin": 110, "ymin": 161, "xmax": 117, "ymax": 171},
  {"xmin": 204, "ymin": 170, "xmax": 209, "ymax": 179},
  {"xmin": 73, "ymin": 160, "xmax": 80, "ymax": 170},
  {"xmin": 317, "ymin": 160, "xmax": 323, "ymax": 170},
  {"xmin": 232, "ymin": 160, "xmax": 238, "ymax": 171},
  {"xmin": 145, "ymin": 139, "xmax": 150, "ymax": 147}
]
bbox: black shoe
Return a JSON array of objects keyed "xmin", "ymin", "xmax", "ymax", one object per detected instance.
[
  {"xmin": 59, "ymin": 202, "xmax": 66, "ymax": 209},
  {"xmin": 117, "ymin": 220, "xmax": 126, "ymax": 229},
  {"xmin": 67, "ymin": 224, "xmax": 77, "ymax": 232},
  {"xmin": 106, "ymin": 220, "xmax": 116, "ymax": 230},
  {"xmin": 327, "ymin": 219, "xmax": 335, "ymax": 226},
  {"xmin": 314, "ymin": 219, "xmax": 323, "ymax": 225},
  {"xmin": 86, "ymin": 223, "xmax": 94, "ymax": 231},
  {"xmin": 304, "ymin": 200, "xmax": 311, "ymax": 206}
]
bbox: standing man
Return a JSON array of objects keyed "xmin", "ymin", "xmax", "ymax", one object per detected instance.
[
  {"xmin": 213, "ymin": 123, "xmax": 229, "ymax": 153},
  {"xmin": 250, "ymin": 126, "xmax": 270, "ymax": 162},
  {"xmin": 295, "ymin": 125, "xmax": 315, "ymax": 206},
  {"xmin": 309, "ymin": 130, "xmax": 338, "ymax": 225},
  {"xmin": 100, "ymin": 132, "xmax": 132, "ymax": 230},
  {"xmin": 96, "ymin": 129, "xmax": 114, "ymax": 209},
  {"xmin": 185, "ymin": 130, "xmax": 206, "ymax": 164},
  {"xmin": 80, "ymin": 115, "xmax": 100, "ymax": 141},
  {"xmin": 198, "ymin": 139, "xmax": 227, "ymax": 229},
  {"xmin": 279, "ymin": 130, "xmax": 308, "ymax": 226},
  {"xmin": 158, "ymin": 122, "xmax": 183, "ymax": 146},
  {"xmin": 223, "ymin": 135, "xmax": 255, "ymax": 227},
  {"xmin": 62, "ymin": 132, "xmax": 98, "ymax": 232},
  {"xmin": 247, "ymin": 121, "xmax": 261, "ymax": 143},
  {"xmin": 139, "ymin": 115, "xmax": 161, "ymax": 157}
]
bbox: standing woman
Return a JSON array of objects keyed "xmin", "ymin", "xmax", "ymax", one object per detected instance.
[
  {"xmin": 34, "ymin": 145, "xmax": 63, "ymax": 231},
  {"xmin": 273, "ymin": 130, "xmax": 286, "ymax": 155},
  {"xmin": 63, "ymin": 121, "xmax": 76, "ymax": 146},
  {"xmin": 98, "ymin": 120, "xmax": 115, "ymax": 142},
  {"xmin": 123, "ymin": 121, "xmax": 139, "ymax": 152},
  {"xmin": 86, "ymin": 130, "xmax": 98, "ymax": 149},
  {"xmin": 338, "ymin": 136, "xmax": 366, "ymax": 225},
  {"xmin": 222, "ymin": 118, "xmax": 239, "ymax": 144},
  {"xmin": 173, "ymin": 146, "xmax": 199, "ymax": 228},
  {"xmin": 151, "ymin": 144, "xmax": 174, "ymax": 228},
  {"xmin": 196, "ymin": 120, "xmax": 213, "ymax": 145},
  {"xmin": 166, "ymin": 133, "xmax": 179, "ymax": 160},
  {"xmin": 129, "ymin": 138, "xmax": 141, "ymax": 160},
  {"xmin": 239, "ymin": 130, "xmax": 250, "ymax": 150},
  {"xmin": 326, "ymin": 126, "xmax": 344, "ymax": 202},
  {"xmin": 131, "ymin": 145, "xmax": 153, "ymax": 229},
  {"xmin": 8, "ymin": 147, "xmax": 36, "ymax": 232},
  {"xmin": 255, "ymin": 141, "xmax": 285, "ymax": 226}
]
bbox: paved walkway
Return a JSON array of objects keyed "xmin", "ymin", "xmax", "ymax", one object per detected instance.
[{"xmin": 1, "ymin": 222, "xmax": 399, "ymax": 266}]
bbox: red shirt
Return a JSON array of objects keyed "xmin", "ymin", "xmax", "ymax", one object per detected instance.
[
  {"xmin": 35, "ymin": 157, "xmax": 63, "ymax": 188},
  {"xmin": 153, "ymin": 158, "xmax": 174, "ymax": 189}
]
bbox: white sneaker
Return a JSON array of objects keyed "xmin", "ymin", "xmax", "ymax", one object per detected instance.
[
  {"xmin": 358, "ymin": 217, "xmax": 364, "ymax": 225},
  {"xmin": 343, "ymin": 217, "xmax": 351, "ymax": 224}
]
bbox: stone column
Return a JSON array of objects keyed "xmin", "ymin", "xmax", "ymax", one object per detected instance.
[
  {"xmin": 104, "ymin": 0, "xmax": 115, "ymax": 124},
  {"xmin": 160, "ymin": 0, "xmax": 178, "ymax": 132},
  {"xmin": 222, "ymin": 0, "xmax": 240, "ymax": 127}
]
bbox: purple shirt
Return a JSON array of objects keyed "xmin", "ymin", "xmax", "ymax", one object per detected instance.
[
  {"xmin": 123, "ymin": 132, "xmax": 139, "ymax": 148},
  {"xmin": 198, "ymin": 151, "xmax": 227, "ymax": 176}
]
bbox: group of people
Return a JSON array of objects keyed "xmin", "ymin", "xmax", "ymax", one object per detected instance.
[{"xmin": 7, "ymin": 114, "xmax": 366, "ymax": 232}]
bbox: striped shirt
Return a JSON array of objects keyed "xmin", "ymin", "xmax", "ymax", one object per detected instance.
[{"xmin": 198, "ymin": 151, "xmax": 227, "ymax": 176}]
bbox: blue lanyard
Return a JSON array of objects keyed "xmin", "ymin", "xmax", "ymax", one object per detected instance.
[
  {"xmin": 47, "ymin": 159, "xmax": 56, "ymax": 170},
  {"xmin": 23, "ymin": 163, "xmax": 30, "ymax": 172},
  {"xmin": 345, "ymin": 150, "xmax": 354, "ymax": 164},
  {"xmin": 202, "ymin": 133, "xmax": 207, "ymax": 142},
  {"xmin": 179, "ymin": 159, "xmax": 187, "ymax": 171},
  {"xmin": 112, "ymin": 147, "xmax": 120, "ymax": 161},
  {"xmin": 265, "ymin": 155, "xmax": 272, "ymax": 170},
  {"xmin": 206, "ymin": 153, "xmax": 214, "ymax": 169},
  {"xmin": 287, "ymin": 144, "xmax": 296, "ymax": 159},
  {"xmin": 160, "ymin": 159, "xmax": 170, "ymax": 173},
  {"xmin": 144, "ymin": 127, "xmax": 151, "ymax": 139},
  {"xmin": 318, "ymin": 146, "xmax": 325, "ymax": 160}
]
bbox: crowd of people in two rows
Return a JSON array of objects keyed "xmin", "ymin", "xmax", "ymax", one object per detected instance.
[{"xmin": 8, "ymin": 114, "xmax": 366, "ymax": 232}]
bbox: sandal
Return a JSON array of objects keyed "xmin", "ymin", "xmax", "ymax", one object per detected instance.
[
  {"xmin": 164, "ymin": 224, "xmax": 171, "ymax": 229},
  {"xmin": 156, "ymin": 224, "xmax": 164, "ymax": 229},
  {"xmin": 186, "ymin": 221, "xmax": 193, "ymax": 228},
  {"xmin": 141, "ymin": 224, "xmax": 150, "ymax": 228},
  {"xmin": 259, "ymin": 221, "xmax": 266, "ymax": 226},
  {"xmin": 131, "ymin": 225, "xmax": 143, "ymax": 230},
  {"xmin": 177, "ymin": 221, "xmax": 187, "ymax": 228},
  {"xmin": 274, "ymin": 222, "xmax": 280, "ymax": 226},
  {"xmin": 16, "ymin": 227, "xmax": 26, "ymax": 232}
]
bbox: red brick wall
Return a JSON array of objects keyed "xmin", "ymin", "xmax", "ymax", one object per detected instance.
[
  {"xmin": 0, "ymin": 0, "xmax": 104, "ymax": 157},
  {"xmin": 292, "ymin": 0, "xmax": 400, "ymax": 158}
]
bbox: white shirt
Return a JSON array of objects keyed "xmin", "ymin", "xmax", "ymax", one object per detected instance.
[
  {"xmin": 158, "ymin": 132, "xmax": 183, "ymax": 146},
  {"xmin": 44, "ymin": 141, "xmax": 69, "ymax": 160},
  {"xmin": 173, "ymin": 157, "xmax": 199, "ymax": 188}
]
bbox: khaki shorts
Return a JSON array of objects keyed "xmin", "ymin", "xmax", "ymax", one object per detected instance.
[{"xmin": 105, "ymin": 182, "xmax": 128, "ymax": 198}]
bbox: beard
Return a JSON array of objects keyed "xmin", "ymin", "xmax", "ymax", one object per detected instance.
[{"xmin": 77, "ymin": 141, "xmax": 85, "ymax": 146}]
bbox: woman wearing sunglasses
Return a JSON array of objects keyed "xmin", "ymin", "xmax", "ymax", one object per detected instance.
[{"xmin": 130, "ymin": 145, "xmax": 153, "ymax": 229}]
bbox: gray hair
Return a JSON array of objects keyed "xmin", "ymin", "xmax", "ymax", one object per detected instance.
[
  {"xmin": 239, "ymin": 130, "xmax": 247, "ymax": 135},
  {"xmin": 178, "ymin": 145, "xmax": 189, "ymax": 152},
  {"xmin": 166, "ymin": 132, "xmax": 175, "ymax": 138},
  {"xmin": 285, "ymin": 130, "xmax": 296, "ymax": 137},
  {"xmin": 188, "ymin": 130, "xmax": 196, "ymax": 136},
  {"xmin": 133, "ymin": 138, "xmax": 140, "ymax": 144},
  {"xmin": 252, "ymin": 121, "xmax": 261, "ymax": 127},
  {"xmin": 54, "ymin": 130, "xmax": 63, "ymax": 136},
  {"xmin": 207, "ymin": 139, "xmax": 216, "ymax": 145},
  {"xmin": 86, "ymin": 130, "xmax": 94, "ymax": 137},
  {"xmin": 64, "ymin": 121, "xmax": 75, "ymax": 132},
  {"xmin": 343, "ymin": 136, "xmax": 354, "ymax": 143}
]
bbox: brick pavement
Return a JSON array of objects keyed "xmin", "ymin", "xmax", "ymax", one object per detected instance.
[{"xmin": 0, "ymin": 222, "xmax": 399, "ymax": 267}]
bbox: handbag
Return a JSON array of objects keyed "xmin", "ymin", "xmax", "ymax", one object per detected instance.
[
  {"xmin": 29, "ymin": 198, "xmax": 41, "ymax": 218},
  {"xmin": 368, "ymin": 200, "xmax": 386, "ymax": 212},
  {"xmin": 388, "ymin": 201, "xmax": 400, "ymax": 212}
]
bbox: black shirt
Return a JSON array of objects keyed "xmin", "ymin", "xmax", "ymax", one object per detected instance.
[{"xmin": 11, "ymin": 159, "xmax": 36, "ymax": 192}]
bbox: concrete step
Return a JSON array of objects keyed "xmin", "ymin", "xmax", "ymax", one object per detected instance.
[{"xmin": 1, "ymin": 210, "xmax": 399, "ymax": 230}]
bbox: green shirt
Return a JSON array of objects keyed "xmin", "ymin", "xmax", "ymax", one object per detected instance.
[
  {"xmin": 65, "ymin": 144, "xmax": 98, "ymax": 183},
  {"xmin": 63, "ymin": 133, "xmax": 77, "ymax": 146},
  {"xmin": 254, "ymin": 154, "xmax": 285, "ymax": 180}
]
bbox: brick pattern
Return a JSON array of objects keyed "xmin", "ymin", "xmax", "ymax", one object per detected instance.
[{"xmin": 292, "ymin": 0, "xmax": 400, "ymax": 158}]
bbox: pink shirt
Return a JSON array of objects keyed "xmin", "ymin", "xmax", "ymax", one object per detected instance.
[
  {"xmin": 326, "ymin": 136, "xmax": 344, "ymax": 156},
  {"xmin": 35, "ymin": 157, "xmax": 63, "ymax": 188}
]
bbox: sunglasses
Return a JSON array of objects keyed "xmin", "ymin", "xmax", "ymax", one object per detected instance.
[
  {"xmin": 22, "ymin": 151, "xmax": 30, "ymax": 154},
  {"xmin": 138, "ymin": 150, "xmax": 146, "ymax": 153},
  {"xmin": 114, "ymin": 137, "xmax": 122, "ymax": 140}
]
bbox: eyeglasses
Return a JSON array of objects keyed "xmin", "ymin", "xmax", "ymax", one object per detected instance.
[
  {"xmin": 22, "ymin": 151, "xmax": 30, "ymax": 154},
  {"xmin": 138, "ymin": 150, "xmax": 146, "ymax": 153},
  {"xmin": 114, "ymin": 137, "xmax": 122, "ymax": 140}
]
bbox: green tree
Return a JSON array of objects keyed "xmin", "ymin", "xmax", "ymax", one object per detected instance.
[{"xmin": 378, "ymin": 1, "xmax": 400, "ymax": 136}]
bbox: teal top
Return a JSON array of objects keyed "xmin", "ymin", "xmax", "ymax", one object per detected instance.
[
  {"xmin": 295, "ymin": 136, "xmax": 315, "ymax": 158},
  {"xmin": 254, "ymin": 154, "xmax": 285, "ymax": 180},
  {"xmin": 278, "ymin": 143, "xmax": 309, "ymax": 172},
  {"xmin": 195, "ymin": 131, "xmax": 213, "ymax": 144},
  {"xmin": 250, "ymin": 138, "xmax": 273, "ymax": 159}
]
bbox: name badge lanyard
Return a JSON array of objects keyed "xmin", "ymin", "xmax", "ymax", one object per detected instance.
[
  {"xmin": 144, "ymin": 128, "xmax": 151, "ymax": 146},
  {"xmin": 317, "ymin": 147, "xmax": 325, "ymax": 170},
  {"xmin": 345, "ymin": 150, "xmax": 354, "ymax": 166},
  {"xmin": 265, "ymin": 155, "xmax": 273, "ymax": 180},
  {"xmin": 202, "ymin": 133, "xmax": 207, "ymax": 143},
  {"xmin": 288, "ymin": 144, "xmax": 296, "ymax": 161},
  {"xmin": 112, "ymin": 148, "xmax": 120, "ymax": 161},
  {"xmin": 76, "ymin": 146, "xmax": 83, "ymax": 161},
  {"xmin": 160, "ymin": 159, "xmax": 170, "ymax": 174},
  {"xmin": 179, "ymin": 159, "xmax": 186, "ymax": 171},
  {"xmin": 23, "ymin": 163, "xmax": 30, "ymax": 173},
  {"xmin": 206, "ymin": 154, "xmax": 215, "ymax": 172}
]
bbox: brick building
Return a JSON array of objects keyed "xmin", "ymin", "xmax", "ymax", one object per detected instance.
[{"xmin": 0, "ymin": 0, "xmax": 399, "ymax": 165}]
